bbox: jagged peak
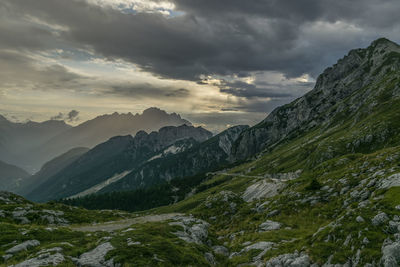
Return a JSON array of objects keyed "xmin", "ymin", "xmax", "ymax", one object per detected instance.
[{"xmin": 370, "ymin": 37, "xmax": 399, "ymax": 48}]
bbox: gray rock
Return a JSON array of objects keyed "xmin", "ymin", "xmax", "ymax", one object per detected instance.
[
  {"xmin": 379, "ymin": 173, "xmax": 400, "ymax": 189},
  {"xmin": 372, "ymin": 212, "xmax": 389, "ymax": 226},
  {"xmin": 169, "ymin": 216, "xmax": 209, "ymax": 244},
  {"xmin": 259, "ymin": 220, "xmax": 281, "ymax": 231},
  {"xmin": 356, "ymin": 216, "xmax": 365, "ymax": 223},
  {"xmin": 11, "ymin": 253, "xmax": 65, "ymax": 267},
  {"xmin": 76, "ymin": 242, "xmax": 114, "ymax": 267},
  {"xmin": 242, "ymin": 180, "xmax": 285, "ymax": 202},
  {"xmin": 6, "ymin": 240, "xmax": 40, "ymax": 254},
  {"xmin": 266, "ymin": 251, "xmax": 311, "ymax": 267},
  {"xmin": 231, "ymin": 241, "xmax": 274, "ymax": 264},
  {"xmin": 212, "ymin": 245, "xmax": 229, "ymax": 256},
  {"xmin": 381, "ymin": 239, "xmax": 400, "ymax": 266},
  {"xmin": 388, "ymin": 221, "xmax": 400, "ymax": 234},
  {"xmin": 3, "ymin": 254, "xmax": 12, "ymax": 261},
  {"xmin": 267, "ymin": 209, "xmax": 280, "ymax": 218},
  {"xmin": 204, "ymin": 252, "xmax": 216, "ymax": 266}
]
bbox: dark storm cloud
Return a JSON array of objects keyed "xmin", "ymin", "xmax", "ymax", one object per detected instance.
[
  {"xmin": 0, "ymin": 50, "xmax": 85, "ymax": 91},
  {"xmin": 3, "ymin": 0, "xmax": 400, "ymax": 83},
  {"xmin": 1, "ymin": 0, "xmax": 400, "ymax": 130}
]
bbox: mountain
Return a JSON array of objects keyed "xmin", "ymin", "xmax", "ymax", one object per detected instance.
[
  {"xmin": 16, "ymin": 147, "xmax": 90, "ymax": 197},
  {"xmin": 0, "ymin": 117, "xmax": 72, "ymax": 172},
  {"xmin": 232, "ymin": 38, "xmax": 400, "ymax": 161},
  {"xmin": 99, "ymin": 125, "xmax": 248, "ymax": 194},
  {"xmin": 27, "ymin": 125, "xmax": 213, "ymax": 202},
  {"xmin": 0, "ymin": 160, "xmax": 30, "ymax": 192},
  {"xmin": 0, "ymin": 108, "xmax": 192, "ymax": 173},
  {"xmin": 51, "ymin": 38, "xmax": 400, "ymax": 266}
]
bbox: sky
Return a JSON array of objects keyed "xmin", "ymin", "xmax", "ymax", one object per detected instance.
[{"xmin": 0, "ymin": 0, "xmax": 400, "ymax": 132}]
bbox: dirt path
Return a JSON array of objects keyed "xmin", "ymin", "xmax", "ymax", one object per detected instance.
[{"xmin": 70, "ymin": 213, "xmax": 183, "ymax": 232}]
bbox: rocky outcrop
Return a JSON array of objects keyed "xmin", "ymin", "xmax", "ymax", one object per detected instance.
[
  {"xmin": 379, "ymin": 173, "xmax": 400, "ymax": 189},
  {"xmin": 12, "ymin": 252, "xmax": 64, "ymax": 267},
  {"xmin": 6, "ymin": 240, "xmax": 40, "ymax": 254},
  {"xmin": 169, "ymin": 215, "xmax": 210, "ymax": 245},
  {"xmin": 242, "ymin": 180, "xmax": 286, "ymax": 202},
  {"xmin": 75, "ymin": 242, "xmax": 115, "ymax": 267},
  {"xmin": 265, "ymin": 251, "xmax": 311, "ymax": 267}
]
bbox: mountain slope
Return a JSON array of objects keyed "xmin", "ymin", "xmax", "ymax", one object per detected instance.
[
  {"xmin": 100, "ymin": 125, "xmax": 248, "ymax": 193},
  {"xmin": 16, "ymin": 147, "xmax": 90, "ymax": 197},
  {"xmin": 0, "ymin": 161, "xmax": 30, "ymax": 192},
  {"xmin": 27, "ymin": 125, "xmax": 212, "ymax": 202}
]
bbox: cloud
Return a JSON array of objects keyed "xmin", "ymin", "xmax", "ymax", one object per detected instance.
[
  {"xmin": 50, "ymin": 110, "xmax": 79, "ymax": 122},
  {"xmin": 50, "ymin": 112, "xmax": 64, "ymax": 120},
  {"xmin": 106, "ymin": 83, "xmax": 192, "ymax": 99},
  {"xmin": 1, "ymin": 0, "xmax": 400, "ymax": 131},
  {"xmin": 67, "ymin": 110, "xmax": 79, "ymax": 121},
  {"xmin": 218, "ymin": 80, "xmax": 293, "ymax": 99}
]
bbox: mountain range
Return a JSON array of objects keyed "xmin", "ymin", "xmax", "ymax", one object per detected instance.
[
  {"xmin": 25, "ymin": 124, "xmax": 213, "ymax": 202},
  {"xmin": 0, "ymin": 107, "xmax": 192, "ymax": 173}
]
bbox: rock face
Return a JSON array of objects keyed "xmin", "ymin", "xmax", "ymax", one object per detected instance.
[{"xmin": 232, "ymin": 38, "xmax": 400, "ymax": 161}]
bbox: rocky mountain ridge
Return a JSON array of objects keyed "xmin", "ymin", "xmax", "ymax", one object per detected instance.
[{"xmin": 232, "ymin": 38, "xmax": 400, "ymax": 161}]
